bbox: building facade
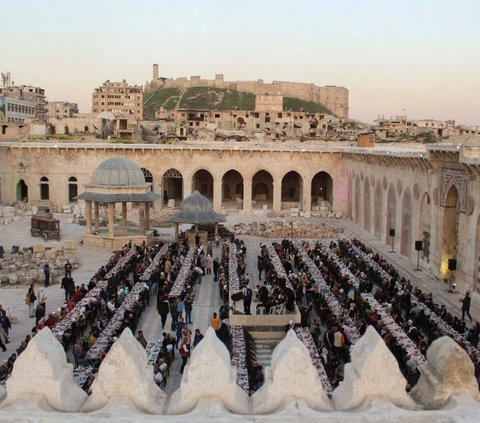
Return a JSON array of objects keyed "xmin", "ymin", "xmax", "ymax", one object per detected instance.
[
  {"xmin": 92, "ymin": 80, "xmax": 143, "ymax": 120},
  {"xmin": 0, "ymin": 140, "xmax": 479, "ymax": 294},
  {"xmin": 0, "ymin": 96, "xmax": 36, "ymax": 123},
  {"xmin": 0, "ymin": 85, "xmax": 47, "ymax": 119},
  {"xmin": 46, "ymin": 101, "xmax": 79, "ymax": 119}
]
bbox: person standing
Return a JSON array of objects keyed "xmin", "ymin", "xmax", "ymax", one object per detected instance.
[
  {"xmin": 461, "ymin": 292, "xmax": 472, "ymax": 321},
  {"xmin": 26, "ymin": 284, "xmax": 36, "ymax": 317},
  {"xmin": 213, "ymin": 258, "xmax": 219, "ymax": 282},
  {"xmin": 185, "ymin": 294, "xmax": 193, "ymax": 324},
  {"xmin": 243, "ymin": 285, "xmax": 253, "ymax": 315},
  {"xmin": 0, "ymin": 306, "xmax": 11, "ymax": 343},
  {"xmin": 176, "ymin": 316, "xmax": 185, "ymax": 349},
  {"xmin": 37, "ymin": 288, "xmax": 47, "ymax": 310},
  {"xmin": 215, "ymin": 234, "xmax": 220, "ymax": 248},
  {"xmin": 193, "ymin": 328, "xmax": 204, "ymax": 349},
  {"xmin": 179, "ymin": 342, "xmax": 190, "ymax": 374},
  {"xmin": 156, "ymin": 292, "xmax": 169, "ymax": 329},
  {"xmin": 64, "ymin": 260, "xmax": 72, "ymax": 278},
  {"xmin": 206, "ymin": 255, "xmax": 213, "ymax": 275},
  {"xmin": 211, "ymin": 312, "xmax": 220, "ymax": 331},
  {"xmin": 43, "ymin": 263, "xmax": 50, "ymax": 287}
]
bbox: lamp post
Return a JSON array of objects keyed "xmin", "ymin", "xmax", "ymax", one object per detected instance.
[{"xmin": 389, "ymin": 228, "xmax": 395, "ymax": 253}]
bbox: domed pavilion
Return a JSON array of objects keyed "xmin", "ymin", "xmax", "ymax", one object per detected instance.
[
  {"xmin": 77, "ymin": 157, "xmax": 159, "ymax": 249},
  {"xmin": 169, "ymin": 190, "xmax": 225, "ymax": 243}
]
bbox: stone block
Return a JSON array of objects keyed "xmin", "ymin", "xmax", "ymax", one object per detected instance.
[
  {"xmin": 4, "ymin": 327, "xmax": 87, "ymax": 411},
  {"xmin": 32, "ymin": 206, "xmax": 38, "ymax": 214},
  {"xmin": 83, "ymin": 329, "xmax": 166, "ymax": 413},
  {"xmin": 32, "ymin": 244, "xmax": 45, "ymax": 253},
  {"xmin": 332, "ymin": 326, "xmax": 416, "ymax": 410},
  {"xmin": 411, "ymin": 336, "xmax": 480, "ymax": 409},
  {"xmin": 168, "ymin": 327, "xmax": 248, "ymax": 415},
  {"xmin": 253, "ymin": 330, "xmax": 331, "ymax": 413},
  {"xmin": 13, "ymin": 216, "xmax": 22, "ymax": 222}
]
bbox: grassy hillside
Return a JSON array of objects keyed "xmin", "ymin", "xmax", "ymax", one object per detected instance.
[
  {"xmin": 143, "ymin": 88, "xmax": 181, "ymax": 119},
  {"xmin": 283, "ymin": 97, "xmax": 333, "ymax": 115},
  {"xmin": 179, "ymin": 87, "xmax": 256, "ymax": 110},
  {"xmin": 143, "ymin": 87, "xmax": 333, "ymax": 120}
]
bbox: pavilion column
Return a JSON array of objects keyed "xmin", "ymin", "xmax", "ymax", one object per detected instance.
[
  {"xmin": 175, "ymin": 223, "xmax": 179, "ymax": 240},
  {"xmin": 85, "ymin": 200, "xmax": 92, "ymax": 234},
  {"xmin": 302, "ymin": 177, "xmax": 311, "ymax": 213},
  {"xmin": 273, "ymin": 179, "xmax": 282, "ymax": 212},
  {"xmin": 139, "ymin": 202, "xmax": 145, "ymax": 235},
  {"xmin": 145, "ymin": 202, "xmax": 150, "ymax": 230},
  {"xmin": 156, "ymin": 178, "xmax": 163, "ymax": 210},
  {"xmin": 243, "ymin": 177, "xmax": 252, "ymax": 215},
  {"xmin": 94, "ymin": 201, "xmax": 100, "ymax": 233},
  {"xmin": 213, "ymin": 177, "xmax": 222, "ymax": 212},
  {"xmin": 214, "ymin": 223, "xmax": 219, "ymax": 240},
  {"xmin": 183, "ymin": 175, "xmax": 192, "ymax": 199},
  {"xmin": 108, "ymin": 202, "xmax": 115, "ymax": 237},
  {"xmin": 121, "ymin": 202, "xmax": 128, "ymax": 231}
]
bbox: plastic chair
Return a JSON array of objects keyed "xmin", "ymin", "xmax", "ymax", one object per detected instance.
[{"xmin": 256, "ymin": 306, "xmax": 266, "ymax": 315}]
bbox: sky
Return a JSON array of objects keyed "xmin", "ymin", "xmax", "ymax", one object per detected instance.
[{"xmin": 1, "ymin": 0, "xmax": 480, "ymax": 125}]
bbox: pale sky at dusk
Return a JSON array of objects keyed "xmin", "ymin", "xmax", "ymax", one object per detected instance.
[{"xmin": 2, "ymin": 0, "xmax": 479, "ymax": 125}]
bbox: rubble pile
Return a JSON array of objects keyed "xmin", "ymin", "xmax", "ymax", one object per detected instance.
[
  {"xmin": 0, "ymin": 241, "xmax": 79, "ymax": 286},
  {"xmin": 232, "ymin": 221, "xmax": 343, "ymax": 238},
  {"xmin": 0, "ymin": 205, "xmax": 33, "ymax": 226}
]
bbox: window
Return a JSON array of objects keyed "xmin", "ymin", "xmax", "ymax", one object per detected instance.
[
  {"xmin": 40, "ymin": 176, "xmax": 49, "ymax": 200},
  {"xmin": 278, "ymin": 113, "xmax": 282, "ymax": 118}
]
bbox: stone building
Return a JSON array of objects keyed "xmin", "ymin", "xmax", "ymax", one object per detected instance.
[
  {"xmin": 92, "ymin": 80, "xmax": 143, "ymax": 120},
  {"xmin": 155, "ymin": 108, "xmax": 336, "ymax": 140},
  {"xmin": 146, "ymin": 67, "xmax": 349, "ymax": 119},
  {"xmin": 0, "ymin": 139, "xmax": 480, "ymax": 295},
  {"xmin": 46, "ymin": 101, "xmax": 79, "ymax": 119},
  {"xmin": 0, "ymin": 85, "xmax": 47, "ymax": 119},
  {"xmin": 0, "ymin": 96, "xmax": 36, "ymax": 123}
]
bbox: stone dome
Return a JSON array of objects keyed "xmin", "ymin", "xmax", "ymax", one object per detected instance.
[
  {"xmin": 169, "ymin": 191, "xmax": 226, "ymax": 224},
  {"xmin": 91, "ymin": 157, "xmax": 146, "ymax": 186}
]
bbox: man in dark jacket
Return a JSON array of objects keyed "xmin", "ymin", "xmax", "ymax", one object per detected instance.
[{"xmin": 156, "ymin": 293, "xmax": 169, "ymax": 329}]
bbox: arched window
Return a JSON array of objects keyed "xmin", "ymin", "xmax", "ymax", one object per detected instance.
[
  {"xmin": 40, "ymin": 176, "xmax": 49, "ymax": 200},
  {"xmin": 68, "ymin": 176, "xmax": 78, "ymax": 202}
]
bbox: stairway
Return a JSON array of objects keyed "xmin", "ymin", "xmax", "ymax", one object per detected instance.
[{"xmin": 251, "ymin": 332, "xmax": 285, "ymax": 368}]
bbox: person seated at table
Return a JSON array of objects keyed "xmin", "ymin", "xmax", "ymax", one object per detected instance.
[
  {"xmin": 153, "ymin": 363, "xmax": 164, "ymax": 386},
  {"xmin": 136, "ymin": 330, "xmax": 147, "ymax": 348},
  {"xmin": 106, "ymin": 296, "xmax": 116, "ymax": 317},
  {"xmin": 73, "ymin": 340, "xmax": 89, "ymax": 367},
  {"xmin": 16, "ymin": 335, "xmax": 31, "ymax": 356},
  {"xmin": 44, "ymin": 313, "xmax": 56, "ymax": 329}
]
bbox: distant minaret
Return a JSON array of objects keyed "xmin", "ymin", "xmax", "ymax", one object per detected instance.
[{"xmin": 153, "ymin": 64, "xmax": 159, "ymax": 80}]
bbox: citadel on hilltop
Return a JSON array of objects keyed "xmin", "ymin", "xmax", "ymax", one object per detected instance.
[{"xmin": 145, "ymin": 64, "xmax": 349, "ymax": 119}]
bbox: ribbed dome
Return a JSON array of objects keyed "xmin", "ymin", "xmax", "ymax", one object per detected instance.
[
  {"xmin": 169, "ymin": 191, "xmax": 226, "ymax": 224},
  {"xmin": 91, "ymin": 157, "xmax": 146, "ymax": 186}
]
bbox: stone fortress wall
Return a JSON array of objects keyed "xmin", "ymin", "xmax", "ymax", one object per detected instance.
[{"xmin": 147, "ymin": 65, "xmax": 349, "ymax": 119}]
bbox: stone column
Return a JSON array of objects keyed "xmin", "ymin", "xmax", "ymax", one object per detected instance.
[
  {"xmin": 243, "ymin": 177, "xmax": 252, "ymax": 215},
  {"xmin": 108, "ymin": 202, "xmax": 115, "ymax": 238},
  {"xmin": 145, "ymin": 202, "xmax": 150, "ymax": 231},
  {"xmin": 121, "ymin": 202, "xmax": 128, "ymax": 231},
  {"xmin": 213, "ymin": 177, "xmax": 222, "ymax": 212},
  {"xmin": 273, "ymin": 179, "xmax": 282, "ymax": 212},
  {"xmin": 94, "ymin": 202, "xmax": 100, "ymax": 233},
  {"xmin": 139, "ymin": 202, "xmax": 145, "ymax": 235},
  {"xmin": 155, "ymin": 175, "xmax": 163, "ymax": 210},
  {"xmin": 85, "ymin": 200, "xmax": 92, "ymax": 234},
  {"xmin": 175, "ymin": 223, "xmax": 179, "ymax": 240},
  {"xmin": 183, "ymin": 174, "xmax": 192, "ymax": 200},
  {"xmin": 302, "ymin": 176, "xmax": 311, "ymax": 213}
]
